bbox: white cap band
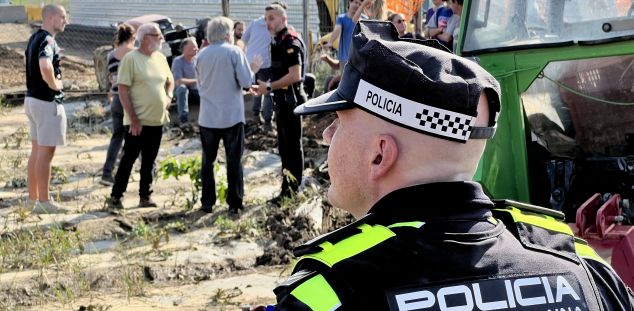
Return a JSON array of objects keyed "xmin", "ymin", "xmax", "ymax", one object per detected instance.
[{"xmin": 353, "ymin": 79, "xmax": 476, "ymax": 142}]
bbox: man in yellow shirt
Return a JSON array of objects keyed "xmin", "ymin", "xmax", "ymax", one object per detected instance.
[{"xmin": 107, "ymin": 22, "xmax": 174, "ymax": 209}]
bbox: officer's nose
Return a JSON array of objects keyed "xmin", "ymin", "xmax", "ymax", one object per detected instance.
[{"xmin": 322, "ymin": 118, "xmax": 339, "ymax": 145}]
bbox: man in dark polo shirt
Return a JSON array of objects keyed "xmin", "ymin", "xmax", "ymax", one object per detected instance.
[{"xmin": 24, "ymin": 4, "xmax": 69, "ymax": 214}]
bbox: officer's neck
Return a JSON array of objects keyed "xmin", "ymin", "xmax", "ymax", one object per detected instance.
[{"xmin": 275, "ymin": 26, "xmax": 288, "ymax": 38}]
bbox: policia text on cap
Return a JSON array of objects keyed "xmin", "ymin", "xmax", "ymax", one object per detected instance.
[{"xmin": 267, "ymin": 20, "xmax": 634, "ymax": 311}]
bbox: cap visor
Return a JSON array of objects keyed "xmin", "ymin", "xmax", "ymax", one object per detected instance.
[{"xmin": 294, "ymin": 90, "xmax": 356, "ymax": 116}]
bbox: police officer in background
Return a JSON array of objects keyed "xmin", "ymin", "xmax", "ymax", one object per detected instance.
[
  {"xmin": 256, "ymin": 2, "xmax": 306, "ymax": 205},
  {"xmin": 270, "ymin": 20, "xmax": 634, "ymax": 310}
]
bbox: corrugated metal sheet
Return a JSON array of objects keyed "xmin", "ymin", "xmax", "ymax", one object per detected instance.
[{"xmin": 69, "ymin": 0, "xmax": 320, "ymax": 35}]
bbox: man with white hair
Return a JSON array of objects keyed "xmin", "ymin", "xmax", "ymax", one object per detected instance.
[
  {"xmin": 107, "ymin": 22, "xmax": 174, "ymax": 210},
  {"xmin": 24, "ymin": 4, "xmax": 69, "ymax": 213},
  {"xmin": 195, "ymin": 16, "xmax": 254, "ymax": 214},
  {"xmin": 269, "ymin": 20, "xmax": 634, "ymax": 310}
]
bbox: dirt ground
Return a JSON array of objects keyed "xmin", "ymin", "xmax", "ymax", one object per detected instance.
[{"xmin": 0, "ymin": 22, "xmax": 348, "ymax": 311}]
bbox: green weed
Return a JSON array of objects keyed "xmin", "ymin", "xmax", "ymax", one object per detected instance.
[{"xmin": 159, "ymin": 156, "xmax": 202, "ymax": 209}]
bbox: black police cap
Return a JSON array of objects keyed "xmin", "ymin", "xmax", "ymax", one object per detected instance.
[{"xmin": 294, "ymin": 20, "xmax": 501, "ymax": 143}]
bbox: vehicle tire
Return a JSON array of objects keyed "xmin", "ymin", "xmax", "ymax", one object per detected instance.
[{"xmin": 94, "ymin": 45, "xmax": 112, "ymax": 92}]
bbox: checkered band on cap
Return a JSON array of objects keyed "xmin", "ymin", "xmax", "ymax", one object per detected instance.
[{"xmin": 353, "ymin": 80, "xmax": 476, "ymax": 142}]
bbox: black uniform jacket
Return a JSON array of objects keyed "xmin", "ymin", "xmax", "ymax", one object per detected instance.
[
  {"xmin": 269, "ymin": 27, "xmax": 305, "ymax": 97},
  {"xmin": 273, "ymin": 182, "xmax": 634, "ymax": 311}
]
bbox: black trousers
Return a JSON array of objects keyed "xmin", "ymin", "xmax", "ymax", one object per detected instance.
[
  {"xmin": 273, "ymin": 96, "xmax": 304, "ymax": 196},
  {"xmin": 111, "ymin": 125, "xmax": 163, "ymax": 199},
  {"xmin": 199, "ymin": 122, "xmax": 244, "ymax": 210}
]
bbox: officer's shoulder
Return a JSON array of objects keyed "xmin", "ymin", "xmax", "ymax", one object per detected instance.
[
  {"xmin": 292, "ymin": 213, "xmax": 401, "ymax": 268},
  {"xmin": 281, "ymin": 32, "xmax": 302, "ymax": 45},
  {"xmin": 492, "ymin": 199, "xmax": 566, "ymax": 221}
]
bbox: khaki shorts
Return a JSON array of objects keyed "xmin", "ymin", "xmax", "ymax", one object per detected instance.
[{"xmin": 25, "ymin": 96, "xmax": 67, "ymax": 146}]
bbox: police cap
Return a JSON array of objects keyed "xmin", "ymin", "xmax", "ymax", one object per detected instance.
[{"xmin": 294, "ymin": 20, "xmax": 501, "ymax": 143}]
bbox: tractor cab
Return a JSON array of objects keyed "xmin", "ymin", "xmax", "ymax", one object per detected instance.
[{"xmin": 458, "ymin": 0, "xmax": 634, "ymax": 286}]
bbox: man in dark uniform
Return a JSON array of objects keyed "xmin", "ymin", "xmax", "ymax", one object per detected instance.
[
  {"xmin": 269, "ymin": 20, "xmax": 634, "ymax": 310},
  {"xmin": 24, "ymin": 4, "xmax": 69, "ymax": 214},
  {"xmin": 256, "ymin": 3, "xmax": 306, "ymax": 204}
]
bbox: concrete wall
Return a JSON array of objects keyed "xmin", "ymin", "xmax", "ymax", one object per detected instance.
[{"xmin": 0, "ymin": 5, "xmax": 27, "ymax": 23}]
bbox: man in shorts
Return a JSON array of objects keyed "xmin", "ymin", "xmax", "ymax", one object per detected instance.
[{"xmin": 24, "ymin": 4, "xmax": 69, "ymax": 214}]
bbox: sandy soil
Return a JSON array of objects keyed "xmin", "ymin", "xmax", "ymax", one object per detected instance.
[
  {"xmin": 0, "ymin": 21, "xmax": 348, "ymax": 310},
  {"xmin": 0, "ymin": 96, "xmax": 346, "ymax": 310}
]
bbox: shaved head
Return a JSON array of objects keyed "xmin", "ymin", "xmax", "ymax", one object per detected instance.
[{"xmin": 42, "ymin": 4, "xmax": 63, "ymax": 19}]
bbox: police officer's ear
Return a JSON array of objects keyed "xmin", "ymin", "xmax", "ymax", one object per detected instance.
[{"xmin": 369, "ymin": 134, "xmax": 398, "ymax": 180}]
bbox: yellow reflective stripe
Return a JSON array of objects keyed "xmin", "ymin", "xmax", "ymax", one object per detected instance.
[
  {"xmin": 505, "ymin": 207, "xmax": 573, "ymax": 235},
  {"xmin": 301, "ymin": 224, "xmax": 395, "ymax": 268},
  {"xmin": 387, "ymin": 221, "xmax": 425, "ymax": 229},
  {"xmin": 575, "ymin": 241, "xmax": 610, "ymax": 266},
  {"xmin": 291, "ymin": 274, "xmax": 341, "ymax": 311}
]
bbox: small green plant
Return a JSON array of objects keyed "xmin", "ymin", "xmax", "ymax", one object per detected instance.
[
  {"xmin": 215, "ymin": 162, "xmax": 228, "ymax": 204},
  {"xmin": 118, "ymin": 262, "xmax": 146, "ymax": 299},
  {"xmin": 2, "ymin": 126, "xmax": 28, "ymax": 149},
  {"xmin": 211, "ymin": 287, "xmax": 242, "ymax": 306},
  {"xmin": 131, "ymin": 221, "xmax": 168, "ymax": 251},
  {"xmin": 4, "ymin": 153, "xmax": 27, "ymax": 188},
  {"xmin": 164, "ymin": 221, "xmax": 188, "ymax": 233},
  {"xmin": 0, "ymin": 226, "xmax": 83, "ymax": 272},
  {"xmin": 159, "ymin": 156, "xmax": 202, "ymax": 209},
  {"xmin": 51, "ymin": 165, "xmax": 69, "ymax": 184},
  {"xmin": 0, "ymin": 98, "xmax": 11, "ymax": 115},
  {"xmin": 214, "ymin": 215, "xmax": 260, "ymax": 238}
]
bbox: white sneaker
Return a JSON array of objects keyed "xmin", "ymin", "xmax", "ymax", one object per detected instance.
[{"xmin": 32, "ymin": 200, "xmax": 69, "ymax": 214}]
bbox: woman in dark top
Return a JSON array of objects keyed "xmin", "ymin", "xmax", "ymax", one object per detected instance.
[{"xmin": 100, "ymin": 23, "xmax": 135, "ymax": 186}]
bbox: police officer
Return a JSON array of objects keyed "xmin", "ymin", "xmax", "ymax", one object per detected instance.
[
  {"xmin": 270, "ymin": 20, "xmax": 634, "ymax": 310},
  {"xmin": 256, "ymin": 3, "xmax": 307, "ymax": 204}
]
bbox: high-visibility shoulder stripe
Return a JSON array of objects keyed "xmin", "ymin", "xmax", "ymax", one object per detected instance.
[
  {"xmin": 291, "ymin": 274, "xmax": 341, "ymax": 311},
  {"xmin": 574, "ymin": 239, "xmax": 610, "ymax": 266},
  {"xmin": 298, "ymin": 223, "xmax": 395, "ymax": 268},
  {"xmin": 387, "ymin": 221, "xmax": 425, "ymax": 229},
  {"xmin": 499, "ymin": 206, "xmax": 574, "ymax": 235}
]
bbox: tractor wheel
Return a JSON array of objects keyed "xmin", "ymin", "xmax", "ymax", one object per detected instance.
[{"xmin": 93, "ymin": 45, "xmax": 112, "ymax": 92}]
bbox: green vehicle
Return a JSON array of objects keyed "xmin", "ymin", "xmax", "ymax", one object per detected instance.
[{"xmin": 456, "ymin": 0, "xmax": 634, "ymax": 284}]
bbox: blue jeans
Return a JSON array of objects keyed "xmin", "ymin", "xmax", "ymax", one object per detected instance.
[
  {"xmin": 252, "ymin": 68, "xmax": 273, "ymax": 123},
  {"xmin": 199, "ymin": 123, "xmax": 245, "ymax": 210},
  {"xmin": 102, "ymin": 94, "xmax": 125, "ymax": 177},
  {"xmin": 175, "ymin": 85, "xmax": 199, "ymax": 124}
]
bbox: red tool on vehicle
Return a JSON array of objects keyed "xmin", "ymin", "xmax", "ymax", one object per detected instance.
[{"xmin": 573, "ymin": 193, "xmax": 634, "ymax": 288}]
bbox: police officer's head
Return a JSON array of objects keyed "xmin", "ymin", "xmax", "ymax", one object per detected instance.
[
  {"xmin": 265, "ymin": 3, "xmax": 288, "ymax": 35},
  {"xmin": 295, "ymin": 21, "xmax": 501, "ymax": 217}
]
